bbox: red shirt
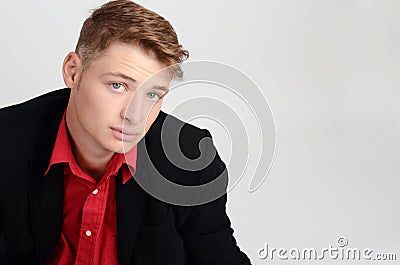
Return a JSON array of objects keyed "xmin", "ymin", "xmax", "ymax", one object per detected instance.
[{"xmin": 42, "ymin": 113, "xmax": 137, "ymax": 265}]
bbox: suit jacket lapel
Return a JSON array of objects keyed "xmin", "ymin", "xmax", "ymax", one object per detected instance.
[
  {"xmin": 116, "ymin": 138, "xmax": 151, "ymax": 265},
  {"xmin": 116, "ymin": 174, "xmax": 149, "ymax": 265},
  {"xmin": 27, "ymin": 91, "xmax": 68, "ymax": 264},
  {"xmin": 28, "ymin": 154, "xmax": 64, "ymax": 264}
]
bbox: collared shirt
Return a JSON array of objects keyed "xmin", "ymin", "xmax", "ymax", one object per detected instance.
[{"xmin": 42, "ymin": 112, "xmax": 137, "ymax": 265}]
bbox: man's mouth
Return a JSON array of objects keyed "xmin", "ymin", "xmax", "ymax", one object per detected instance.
[
  {"xmin": 111, "ymin": 127, "xmax": 141, "ymax": 142},
  {"xmin": 111, "ymin": 127, "xmax": 140, "ymax": 136}
]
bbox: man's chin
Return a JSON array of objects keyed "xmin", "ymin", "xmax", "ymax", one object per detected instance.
[
  {"xmin": 110, "ymin": 135, "xmax": 143, "ymax": 154},
  {"xmin": 119, "ymin": 142, "xmax": 139, "ymax": 153}
]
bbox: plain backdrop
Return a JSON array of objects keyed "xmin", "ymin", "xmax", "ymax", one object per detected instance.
[{"xmin": 1, "ymin": 1, "xmax": 399, "ymax": 264}]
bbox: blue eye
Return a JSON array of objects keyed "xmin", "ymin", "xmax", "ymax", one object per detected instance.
[
  {"xmin": 148, "ymin": 92, "xmax": 160, "ymax": 100},
  {"xmin": 111, "ymin": 83, "xmax": 122, "ymax": 90}
]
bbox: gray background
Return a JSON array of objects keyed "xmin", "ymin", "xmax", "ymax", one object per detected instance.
[{"xmin": 1, "ymin": 1, "xmax": 399, "ymax": 264}]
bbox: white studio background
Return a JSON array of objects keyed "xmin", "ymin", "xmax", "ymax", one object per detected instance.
[{"xmin": 1, "ymin": 1, "xmax": 400, "ymax": 264}]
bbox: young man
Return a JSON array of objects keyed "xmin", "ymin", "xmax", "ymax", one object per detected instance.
[{"xmin": 0, "ymin": 1, "xmax": 251, "ymax": 264}]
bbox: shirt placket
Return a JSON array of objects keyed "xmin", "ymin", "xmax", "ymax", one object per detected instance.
[{"xmin": 75, "ymin": 179, "xmax": 110, "ymax": 265}]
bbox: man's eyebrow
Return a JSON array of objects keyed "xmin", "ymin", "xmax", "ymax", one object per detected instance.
[
  {"xmin": 101, "ymin": 71, "xmax": 137, "ymax": 84},
  {"xmin": 152, "ymin": 85, "xmax": 169, "ymax": 92}
]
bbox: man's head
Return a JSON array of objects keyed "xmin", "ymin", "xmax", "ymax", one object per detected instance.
[{"xmin": 62, "ymin": 0, "xmax": 188, "ymax": 156}]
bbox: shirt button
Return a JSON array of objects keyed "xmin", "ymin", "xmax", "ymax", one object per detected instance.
[
  {"xmin": 92, "ymin": 189, "xmax": 99, "ymax": 195},
  {"xmin": 85, "ymin": 230, "xmax": 92, "ymax": 237}
]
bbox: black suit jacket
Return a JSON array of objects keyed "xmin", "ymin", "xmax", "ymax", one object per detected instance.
[{"xmin": 0, "ymin": 89, "xmax": 251, "ymax": 265}]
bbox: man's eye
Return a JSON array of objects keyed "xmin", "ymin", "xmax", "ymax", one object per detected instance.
[
  {"xmin": 111, "ymin": 83, "xmax": 123, "ymax": 90},
  {"xmin": 148, "ymin": 92, "xmax": 160, "ymax": 100}
]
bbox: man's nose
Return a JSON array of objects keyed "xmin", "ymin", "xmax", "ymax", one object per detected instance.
[{"xmin": 122, "ymin": 93, "xmax": 144, "ymax": 125}]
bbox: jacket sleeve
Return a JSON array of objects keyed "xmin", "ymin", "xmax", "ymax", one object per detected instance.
[{"xmin": 180, "ymin": 129, "xmax": 252, "ymax": 265}]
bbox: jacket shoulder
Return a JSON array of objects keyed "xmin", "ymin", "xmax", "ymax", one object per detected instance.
[
  {"xmin": 0, "ymin": 88, "xmax": 70, "ymax": 161},
  {"xmin": 150, "ymin": 110, "xmax": 211, "ymax": 141},
  {"xmin": 0, "ymin": 88, "xmax": 70, "ymax": 128}
]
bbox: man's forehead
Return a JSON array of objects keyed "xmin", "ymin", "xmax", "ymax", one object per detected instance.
[{"xmin": 90, "ymin": 44, "xmax": 172, "ymax": 83}]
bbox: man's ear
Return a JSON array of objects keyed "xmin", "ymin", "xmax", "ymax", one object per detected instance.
[{"xmin": 62, "ymin": 52, "xmax": 83, "ymax": 89}]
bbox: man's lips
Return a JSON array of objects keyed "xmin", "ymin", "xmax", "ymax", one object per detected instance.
[
  {"xmin": 111, "ymin": 127, "xmax": 141, "ymax": 136},
  {"xmin": 111, "ymin": 127, "xmax": 141, "ymax": 142}
]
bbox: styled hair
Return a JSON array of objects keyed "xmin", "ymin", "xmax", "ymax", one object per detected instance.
[{"xmin": 75, "ymin": 0, "xmax": 189, "ymax": 78}]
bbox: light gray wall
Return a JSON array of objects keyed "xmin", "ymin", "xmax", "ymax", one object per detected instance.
[{"xmin": 1, "ymin": 1, "xmax": 399, "ymax": 264}]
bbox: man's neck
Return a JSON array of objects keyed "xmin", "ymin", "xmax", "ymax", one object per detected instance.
[
  {"xmin": 65, "ymin": 105, "xmax": 115, "ymax": 182},
  {"xmin": 68, "ymin": 133, "xmax": 114, "ymax": 182}
]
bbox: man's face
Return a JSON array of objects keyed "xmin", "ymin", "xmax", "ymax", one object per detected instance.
[{"xmin": 68, "ymin": 43, "xmax": 171, "ymax": 154}]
